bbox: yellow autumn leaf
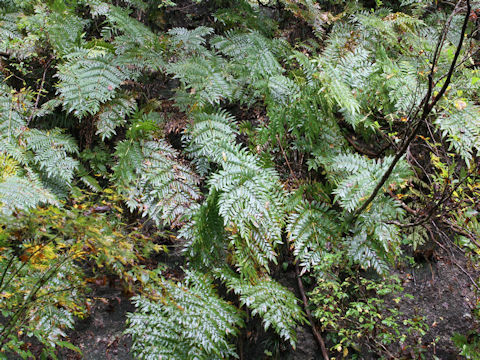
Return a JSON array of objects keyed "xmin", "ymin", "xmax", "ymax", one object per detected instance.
[
  {"xmin": 0, "ymin": 292, "xmax": 13, "ymax": 298},
  {"xmin": 42, "ymin": 245, "xmax": 57, "ymax": 260}
]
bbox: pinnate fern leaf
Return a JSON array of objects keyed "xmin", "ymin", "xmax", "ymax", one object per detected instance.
[
  {"xmin": 287, "ymin": 200, "xmax": 340, "ymax": 272},
  {"xmin": 96, "ymin": 96, "xmax": 137, "ymax": 141},
  {"xmin": 218, "ymin": 268, "xmax": 306, "ymax": 348},
  {"xmin": 114, "ymin": 138, "xmax": 201, "ymax": 227},
  {"xmin": 331, "ymin": 153, "xmax": 411, "ymax": 212},
  {"xmin": 0, "ymin": 176, "xmax": 58, "ymax": 214},
  {"xmin": 56, "ymin": 47, "xmax": 132, "ymax": 118},
  {"xmin": 435, "ymin": 102, "xmax": 480, "ymax": 165},
  {"xmin": 126, "ymin": 270, "xmax": 243, "ymax": 360}
]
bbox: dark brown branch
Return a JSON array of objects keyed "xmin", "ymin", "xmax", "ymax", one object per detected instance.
[
  {"xmin": 388, "ymin": 171, "xmax": 470, "ymax": 228},
  {"xmin": 386, "ymin": 189, "xmax": 417, "ymax": 215},
  {"xmin": 295, "ymin": 264, "xmax": 329, "ymax": 360},
  {"xmin": 348, "ymin": 0, "xmax": 471, "ymax": 224},
  {"xmin": 345, "ymin": 134, "xmax": 379, "ymax": 157}
]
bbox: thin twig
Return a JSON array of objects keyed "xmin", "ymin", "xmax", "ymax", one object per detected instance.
[
  {"xmin": 389, "ymin": 171, "xmax": 471, "ymax": 228},
  {"xmin": 387, "ymin": 189, "xmax": 417, "ymax": 215},
  {"xmin": 344, "ymin": 135, "xmax": 379, "ymax": 157},
  {"xmin": 276, "ymin": 134, "xmax": 296, "ymax": 180},
  {"xmin": 295, "ymin": 264, "xmax": 329, "ymax": 360},
  {"xmin": 27, "ymin": 59, "xmax": 51, "ymax": 124}
]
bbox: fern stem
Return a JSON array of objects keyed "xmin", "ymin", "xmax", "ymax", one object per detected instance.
[
  {"xmin": 276, "ymin": 134, "xmax": 296, "ymax": 180},
  {"xmin": 27, "ymin": 59, "xmax": 51, "ymax": 125}
]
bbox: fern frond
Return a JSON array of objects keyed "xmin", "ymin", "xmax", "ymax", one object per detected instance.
[
  {"xmin": 268, "ymin": 75, "xmax": 300, "ymax": 105},
  {"xmin": 0, "ymin": 84, "xmax": 28, "ymax": 138},
  {"xmin": 0, "ymin": 12, "xmax": 20, "ymax": 50},
  {"xmin": 435, "ymin": 102, "xmax": 480, "ymax": 165},
  {"xmin": 346, "ymin": 195, "xmax": 405, "ymax": 273},
  {"xmin": 90, "ymin": 0, "xmax": 152, "ymax": 40},
  {"xmin": 168, "ymin": 26, "xmax": 214, "ymax": 55},
  {"xmin": 212, "ymin": 30, "xmax": 283, "ymax": 79},
  {"xmin": 96, "ymin": 96, "xmax": 137, "ymax": 141},
  {"xmin": 126, "ymin": 270, "xmax": 243, "ymax": 360},
  {"xmin": 112, "ymin": 139, "xmax": 143, "ymax": 186},
  {"xmin": 331, "ymin": 153, "xmax": 411, "ymax": 212},
  {"xmin": 0, "ymin": 176, "xmax": 57, "ymax": 214},
  {"xmin": 184, "ymin": 109, "xmax": 285, "ymax": 275},
  {"xmin": 90, "ymin": 1, "xmax": 166, "ymax": 71},
  {"xmin": 336, "ymin": 47, "xmax": 374, "ymax": 90},
  {"xmin": 26, "ymin": 129, "xmax": 79, "ymax": 184},
  {"xmin": 180, "ymin": 192, "xmax": 227, "ymax": 269},
  {"xmin": 320, "ymin": 66, "xmax": 361, "ymax": 119},
  {"xmin": 184, "ymin": 109, "xmax": 238, "ymax": 173},
  {"xmin": 218, "ymin": 268, "xmax": 306, "ymax": 347},
  {"xmin": 45, "ymin": 12, "xmax": 86, "ymax": 55},
  {"xmin": 287, "ymin": 200, "xmax": 340, "ymax": 272},
  {"xmin": 208, "ymin": 144, "xmax": 286, "ymax": 273},
  {"xmin": 347, "ymin": 231, "xmax": 389, "ymax": 274},
  {"xmin": 213, "ymin": 2, "xmax": 278, "ymax": 36},
  {"xmin": 376, "ymin": 56, "xmax": 423, "ymax": 113},
  {"xmin": 114, "ymin": 138, "xmax": 201, "ymax": 227},
  {"xmin": 167, "ymin": 55, "xmax": 235, "ymax": 108},
  {"xmin": 290, "ymin": 50, "xmax": 320, "ymax": 89},
  {"xmin": 56, "ymin": 47, "xmax": 132, "ymax": 118},
  {"xmin": 320, "ymin": 22, "xmax": 359, "ymax": 66},
  {"xmin": 356, "ymin": 196, "xmax": 403, "ymax": 248}
]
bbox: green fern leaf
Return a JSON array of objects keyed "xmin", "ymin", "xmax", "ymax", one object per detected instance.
[
  {"xmin": 56, "ymin": 47, "xmax": 132, "ymax": 118},
  {"xmin": 287, "ymin": 200, "xmax": 340, "ymax": 272},
  {"xmin": 168, "ymin": 26, "xmax": 214, "ymax": 54},
  {"xmin": 126, "ymin": 270, "xmax": 243, "ymax": 360},
  {"xmin": 331, "ymin": 153, "xmax": 411, "ymax": 212},
  {"xmin": 0, "ymin": 176, "xmax": 58, "ymax": 214},
  {"xmin": 96, "ymin": 96, "xmax": 137, "ymax": 141},
  {"xmin": 435, "ymin": 102, "xmax": 480, "ymax": 165},
  {"xmin": 113, "ymin": 138, "xmax": 201, "ymax": 227},
  {"xmin": 218, "ymin": 268, "xmax": 306, "ymax": 348}
]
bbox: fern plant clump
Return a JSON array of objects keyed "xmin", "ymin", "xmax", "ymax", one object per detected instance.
[{"xmin": 1, "ymin": 0, "xmax": 479, "ymax": 358}]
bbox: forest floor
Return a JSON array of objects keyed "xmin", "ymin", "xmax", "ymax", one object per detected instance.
[{"xmin": 56, "ymin": 243, "xmax": 478, "ymax": 360}]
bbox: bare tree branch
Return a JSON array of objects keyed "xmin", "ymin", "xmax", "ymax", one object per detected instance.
[
  {"xmin": 295, "ymin": 264, "xmax": 329, "ymax": 360},
  {"xmin": 348, "ymin": 0, "xmax": 471, "ymax": 225}
]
